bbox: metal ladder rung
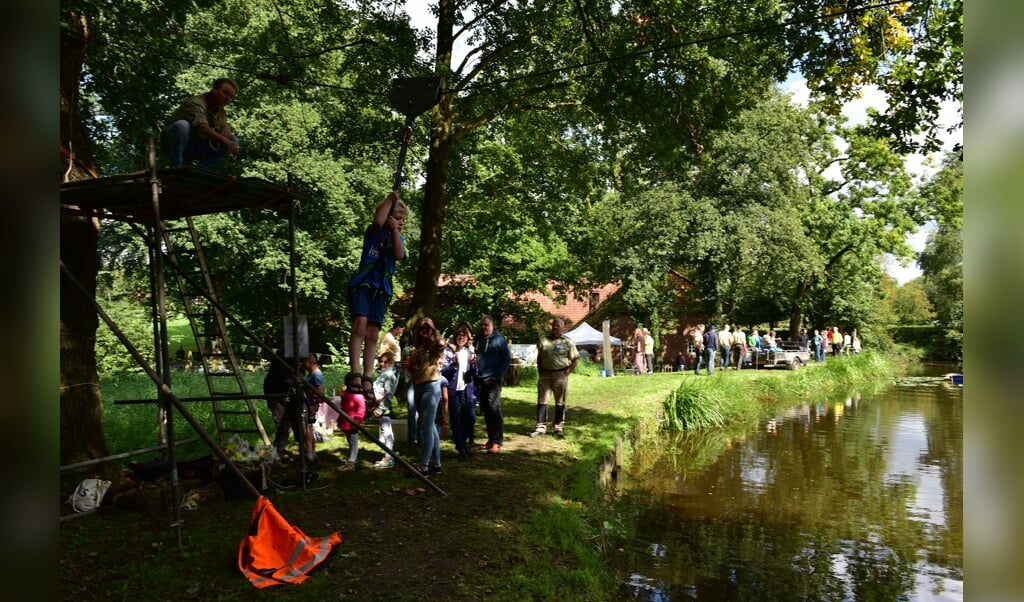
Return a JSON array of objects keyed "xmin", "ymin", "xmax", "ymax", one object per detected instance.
[{"xmin": 206, "ymin": 373, "xmax": 240, "ymax": 381}]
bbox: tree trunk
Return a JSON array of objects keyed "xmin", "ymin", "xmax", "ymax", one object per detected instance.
[
  {"xmin": 60, "ymin": 13, "xmax": 109, "ymax": 467},
  {"xmin": 788, "ymin": 279, "xmax": 809, "ymax": 340},
  {"xmin": 404, "ymin": 1, "xmax": 455, "ymax": 330},
  {"xmin": 406, "ymin": 131, "xmax": 453, "ymax": 329}
]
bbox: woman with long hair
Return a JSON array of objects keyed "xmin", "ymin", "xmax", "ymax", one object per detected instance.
[{"xmin": 404, "ymin": 317, "xmax": 446, "ymax": 476}]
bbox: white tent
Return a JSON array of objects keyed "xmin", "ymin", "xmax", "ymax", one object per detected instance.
[{"xmin": 565, "ymin": 322, "xmax": 621, "ymax": 346}]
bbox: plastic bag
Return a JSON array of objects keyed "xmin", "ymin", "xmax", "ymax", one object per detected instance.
[{"xmin": 67, "ymin": 478, "xmax": 112, "ymax": 513}]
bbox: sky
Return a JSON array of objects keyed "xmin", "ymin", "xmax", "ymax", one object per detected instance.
[{"xmin": 404, "ymin": 4, "xmax": 962, "ymax": 285}]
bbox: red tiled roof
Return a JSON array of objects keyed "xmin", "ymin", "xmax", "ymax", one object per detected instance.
[{"xmin": 515, "ymin": 282, "xmax": 621, "ymax": 327}]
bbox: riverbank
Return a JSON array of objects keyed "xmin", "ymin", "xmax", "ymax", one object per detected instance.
[{"xmin": 60, "ymin": 355, "xmax": 894, "ymax": 601}]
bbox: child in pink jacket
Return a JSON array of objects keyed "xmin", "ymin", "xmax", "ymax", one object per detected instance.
[{"xmin": 337, "ymin": 372, "xmax": 367, "ymax": 472}]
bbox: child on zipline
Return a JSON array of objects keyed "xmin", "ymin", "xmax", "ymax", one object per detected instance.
[{"xmin": 347, "ymin": 190, "xmax": 408, "ymax": 403}]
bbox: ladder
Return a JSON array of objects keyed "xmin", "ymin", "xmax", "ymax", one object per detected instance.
[{"xmin": 160, "ymin": 216, "xmax": 271, "ymax": 445}]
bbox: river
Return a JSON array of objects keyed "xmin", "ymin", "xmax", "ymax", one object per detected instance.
[{"xmin": 610, "ymin": 364, "xmax": 963, "ymax": 601}]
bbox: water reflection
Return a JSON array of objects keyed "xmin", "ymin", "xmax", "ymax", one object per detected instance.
[{"xmin": 612, "ymin": 374, "xmax": 962, "ymax": 601}]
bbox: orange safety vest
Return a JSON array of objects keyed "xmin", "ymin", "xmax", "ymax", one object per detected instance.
[{"xmin": 238, "ymin": 495, "xmax": 343, "ymax": 588}]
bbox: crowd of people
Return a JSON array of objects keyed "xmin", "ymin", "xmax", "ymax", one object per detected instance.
[
  {"xmin": 672, "ymin": 324, "xmax": 862, "ymax": 374},
  {"xmin": 261, "ymin": 316, "xmax": 862, "ymax": 476},
  {"xmin": 263, "ymin": 312, "xmax": 572, "ymax": 479}
]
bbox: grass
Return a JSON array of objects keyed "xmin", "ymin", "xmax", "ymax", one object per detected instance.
[
  {"xmin": 61, "ymin": 354, "xmax": 893, "ymax": 601},
  {"xmin": 663, "ymin": 351, "xmax": 899, "ymax": 432}
]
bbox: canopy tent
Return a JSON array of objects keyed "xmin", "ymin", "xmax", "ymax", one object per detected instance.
[{"xmin": 565, "ymin": 322, "xmax": 621, "ymax": 346}]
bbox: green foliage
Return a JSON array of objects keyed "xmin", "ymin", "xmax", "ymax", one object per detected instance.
[
  {"xmin": 665, "ymin": 382, "xmax": 726, "ymax": 430},
  {"xmin": 789, "ymin": 0, "xmax": 962, "ymax": 154},
  {"xmin": 917, "ymin": 155, "xmax": 962, "ymax": 356},
  {"xmin": 606, "ymin": 90, "xmax": 924, "ymax": 338},
  {"xmin": 890, "ymin": 325, "xmax": 957, "ymax": 361},
  {"xmin": 890, "ymin": 277, "xmax": 935, "ymax": 324},
  {"xmin": 94, "ymin": 298, "xmax": 157, "ymax": 374}
]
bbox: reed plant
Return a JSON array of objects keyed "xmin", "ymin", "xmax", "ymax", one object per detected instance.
[{"xmin": 663, "ymin": 351, "xmax": 899, "ymax": 431}]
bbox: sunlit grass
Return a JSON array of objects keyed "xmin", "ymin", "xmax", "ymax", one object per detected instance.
[{"xmin": 663, "ymin": 351, "xmax": 899, "ymax": 431}]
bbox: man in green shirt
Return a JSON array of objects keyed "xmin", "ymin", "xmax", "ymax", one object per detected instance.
[
  {"xmin": 161, "ymin": 78, "xmax": 240, "ymax": 168},
  {"xmin": 530, "ymin": 318, "xmax": 579, "ymax": 439}
]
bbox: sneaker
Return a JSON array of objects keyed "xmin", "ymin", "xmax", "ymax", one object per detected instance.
[
  {"xmin": 428, "ymin": 464, "xmax": 442, "ymax": 475},
  {"xmin": 488, "ymin": 444, "xmax": 502, "ymax": 454},
  {"xmin": 530, "ymin": 427, "xmax": 545, "ymax": 438},
  {"xmin": 372, "ymin": 458, "xmax": 395, "ymax": 469},
  {"xmin": 336, "ymin": 461, "xmax": 355, "ymax": 472},
  {"xmin": 406, "ymin": 466, "xmax": 430, "ymax": 479},
  {"xmin": 554, "ymin": 428, "xmax": 564, "ymax": 438}
]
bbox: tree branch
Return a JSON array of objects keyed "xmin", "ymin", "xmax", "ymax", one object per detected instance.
[{"xmin": 452, "ymin": 80, "xmax": 572, "ymax": 142}]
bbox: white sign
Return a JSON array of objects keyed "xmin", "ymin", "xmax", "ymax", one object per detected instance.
[{"xmin": 282, "ymin": 315, "xmax": 309, "ymax": 358}]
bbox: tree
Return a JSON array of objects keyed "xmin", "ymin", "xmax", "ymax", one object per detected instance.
[
  {"xmin": 406, "ymin": 0, "xmax": 804, "ymax": 327},
  {"xmin": 890, "ymin": 277, "xmax": 934, "ymax": 325},
  {"xmin": 60, "ymin": 0, "xmax": 411, "ymax": 464},
  {"xmin": 917, "ymin": 153, "xmax": 962, "ymax": 353},
  {"xmin": 61, "ymin": 8, "xmax": 108, "ymax": 466},
  {"xmin": 433, "ymin": 116, "xmax": 592, "ymax": 328},
  {"xmin": 787, "ymin": 0, "xmax": 962, "ymax": 154},
  {"xmin": 681, "ymin": 91, "xmax": 919, "ymax": 336}
]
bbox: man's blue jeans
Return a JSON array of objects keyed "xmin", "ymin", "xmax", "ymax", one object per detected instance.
[{"xmin": 161, "ymin": 120, "xmax": 238, "ymax": 168}]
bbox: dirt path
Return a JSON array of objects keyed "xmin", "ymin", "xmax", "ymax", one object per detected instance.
[
  {"xmin": 61, "ymin": 424, "xmax": 581, "ymax": 601},
  {"xmin": 295, "ymin": 432, "xmax": 573, "ymax": 601}
]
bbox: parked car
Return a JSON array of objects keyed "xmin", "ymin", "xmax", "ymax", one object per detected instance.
[{"xmin": 748, "ymin": 341, "xmax": 810, "ymax": 370}]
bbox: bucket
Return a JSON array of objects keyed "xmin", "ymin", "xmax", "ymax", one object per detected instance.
[
  {"xmin": 362, "ymin": 417, "xmax": 405, "ymax": 442},
  {"xmin": 390, "ymin": 419, "xmax": 408, "ymax": 443}
]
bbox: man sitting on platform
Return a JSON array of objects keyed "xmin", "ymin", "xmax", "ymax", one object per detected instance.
[{"xmin": 161, "ymin": 77, "xmax": 241, "ymax": 169}]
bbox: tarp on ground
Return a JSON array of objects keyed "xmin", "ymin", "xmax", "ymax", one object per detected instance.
[{"xmin": 564, "ymin": 322, "xmax": 621, "ymax": 347}]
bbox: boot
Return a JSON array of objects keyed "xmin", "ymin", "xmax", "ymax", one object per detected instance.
[
  {"xmin": 531, "ymin": 404, "xmax": 548, "ymax": 437},
  {"xmin": 554, "ymin": 404, "xmax": 566, "ymax": 437}
]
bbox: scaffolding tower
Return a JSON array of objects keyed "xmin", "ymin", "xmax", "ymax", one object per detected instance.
[{"xmin": 59, "ymin": 153, "xmax": 303, "ymax": 537}]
